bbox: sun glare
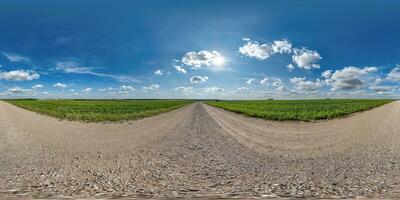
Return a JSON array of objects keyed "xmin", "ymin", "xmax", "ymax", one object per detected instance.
[{"xmin": 213, "ymin": 56, "xmax": 226, "ymax": 66}]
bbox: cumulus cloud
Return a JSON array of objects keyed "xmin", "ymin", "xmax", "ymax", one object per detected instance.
[
  {"xmin": 174, "ymin": 86, "xmax": 193, "ymax": 94},
  {"xmin": 204, "ymin": 87, "xmax": 224, "ymax": 93},
  {"xmin": 53, "ymin": 83, "xmax": 67, "ymax": 88},
  {"xmin": 0, "ymin": 70, "xmax": 40, "ymax": 81},
  {"xmin": 181, "ymin": 50, "xmax": 223, "ymax": 69},
  {"xmin": 325, "ymin": 66, "xmax": 377, "ymax": 90},
  {"xmin": 142, "ymin": 84, "xmax": 160, "ymax": 91},
  {"xmin": 246, "ymin": 78, "xmax": 255, "ymax": 85},
  {"xmin": 239, "ymin": 38, "xmax": 292, "ymax": 60},
  {"xmin": 190, "ymin": 75, "xmax": 208, "ymax": 83},
  {"xmin": 260, "ymin": 78, "xmax": 268, "ymax": 85},
  {"xmin": 290, "ymin": 77, "xmax": 324, "ymax": 91},
  {"xmin": 115, "ymin": 85, "xmax": 136, "ymax": 94},
  {"xmin": 286, "ymin": 64, "xmax": 295, "ymax": 71},
  {"xmin": 387, "ymin": 65, "xmax": 400, "ymax": 81},
  {"xmin": 260, "ymin": 77, "xmax": 283, "ymax": 86},
  {"xmin": 271, "ymin": 40, "xmax": 292, "ymax": 54},
  {"xmin": 272, "ymin": 81, "xmax": 284, "ymax": 87},
  {"xmin": 6, "ymin": 87, "xmax": 34, "ymax": 95},
  {"xmin": 55, "ymin": 61, "xmax": 140, "ymax": 83},
  {"xmin": 233, "ymin": 87, "xmax": 248, "ymax": 93},
  {"xmin": 98, "ymin": 86, "xmax": 137, "ymax": 95},
  {"xmin": 369, "ymin": 85, "xmax": 395, "ymax": 93},
  {"xmin": 154, "ymin": 69, "xmax": 163, "ymax": 76},
  {"xmin": 373, "ymin": 78, "xmax": 383, "ymax": 85},
  {"xmin": 292, "ymin": 48, "xmax": 322, "ymax": 70},
  {"xmin": 120, "ymin": 85, "xmax": 136, "ymax": 91},
  {"xmin": 322, "ymin": 70, "xmax": 333, "ymax": 79},
  {"xmin": 239, "ymin": 40, "xmax": 273, "ymax": 60},
  {"xmin": 174, "ymin": 65, "xmax": 187, "ymax": 74},
  {"xmin": 276, "ymin": 85, "xmax": 288, "ymax": 92},
  {"xmin": 81, "ymin": 87, "xmax": 92, "ymax": 93},
  {"xmin": 32, "ymin": 84, "xmax": 43, "ymax": 89},
  {"xmin": 2, "ymin": 52, "xmax": 30, "ymax": 62}
]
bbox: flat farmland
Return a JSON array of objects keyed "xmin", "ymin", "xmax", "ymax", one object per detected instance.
[
  {"xmin": 6, "ymin": 99, "xmax": 192, "ymax": 122},
  {"xmin": 206, "ymin": 99, "xmax": 393, "ymax": 121}
]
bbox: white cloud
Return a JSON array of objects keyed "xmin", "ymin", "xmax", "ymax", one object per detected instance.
[
  {"xmin": 239, "ymin": 41, "xmax": 273, "ymax": 60},
  {"xmin": 174, "ymin": 65, "xmax": 187, "ymax": 74},
  {"xmin": 55, "ymin": 61, "xmax": 140, "ymax": 83},
  {"xmin": 387, "ymin": 65, "xmax": 400, "ymax": 81},
  {"xmin": 53, "ymin": 83, "xmax": 67, "ymax": 88},
  {"xmin": 0, "ymin": 64, "xmax": 2, "ymax": 68},
  {"xmin": 81, "ymin": 87, "xmax": 92, "ymax": 93},
  {"xmin": 260, "ymin": 77, "xmax": 268, "ymax": 85},
  {"xmin": 2, "ymin": 52, "xmax": 30, "ymax": 62},
  {"xmin": 181, "ymin": 50, "xmax": 223, "ymax": 69},
  {"xmin": 276, "ymin": 85, "xmax": 288, "ymax": 92},
  {"xmin": 239, "ymin": 38, "xmax": 292, "ymax": 60},
  {"xmin": 260, "ymin": 77, "xmax": 283, "ymax": 86},
  {"xmin": 373, "ymin": 78, "xmax": 383, "ymax": 85},
  {"xmin": 326, "ymin": 66, "xmax": 377, "ymax": 90},
  {"xmin": 6, "ymin": 87, "xmax": 34, "ymax": 95},
  {"xmin": 204, "ymin": 87, "xmax": 224, "ymax": 93},
  {"xmin": 56, "ymin": 61, "xmax": 93, "ymax": 73},
  {"xmin": 322, "ymin": 70, "xmax": 333, "ymax": 79},
  {"xmin": 98, "ymin": 87, "xmax": 116, "ymax": 93},
  {"xmin": 286, "ymin": 64, "xmax": 295, "ymax": 71},
  {"xmin": 246, "ymin": 78, "xmax": 255, "ymax": 85},
  {"xmin": 272, "ymin": 81, "xmax": 283, "ymax": 87},
  {"xmin": 190, "ymin": 75, "xmax": 208, "ymax": 83},
  {"xmin": 154, "ymin": 69, "xmax": 163, "ymax": 76},
  {"xmin": 142, "ymin": 84, "xmax": 160, "ymax": 91},
  {"xmin": 233, "ymin": 87, "xmax": 248, "ymax": 93},
  {"xmin": 120, "ymin": 85, "xmax": 136, "ymax": 91},
  {"xmin": 271, "ymin": 40, "xmax": 292, "ymax": 54},
  {"xmin": 174, "ymin": 86, "xmax": 193, "ymax": 94},
  {"xmin": 369, "ymin": 85, "xmax": 395, "ymax": 93},
  {"xmin": 32, "ymin": 84, "xmax": 43, "ymax": 89},
  {"xmin": 290, "ymin": 77, "xmax": 324, "ymax": 91},
  {"xmin": 292, "ymin": 48, "xmax": 322, "ymax": 70},
  {"xmin": 0, "ymin": 70, "xmax": 40, "ymax": 81}
]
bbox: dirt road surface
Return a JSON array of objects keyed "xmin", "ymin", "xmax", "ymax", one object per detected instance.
[{"xmin": 1, "ymin": 101, "xmax": 400, "ymax": 199}]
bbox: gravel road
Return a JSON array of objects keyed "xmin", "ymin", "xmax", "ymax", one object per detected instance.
[{"xmin": 1, "ymin": 101, "xmax": 400, "ymax": 199}]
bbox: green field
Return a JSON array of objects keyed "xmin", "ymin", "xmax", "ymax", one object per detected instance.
[
  {"xmin": 6, "ymin": 99, "xmax": 192, "ymax": 122},
  {"xmin": 206, "ymin": 99, "xmax": 392, "ymax": 121}
]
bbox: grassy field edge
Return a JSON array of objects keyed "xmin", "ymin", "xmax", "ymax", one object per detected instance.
[
  {"xmin": 205, "ymin": 99, "xmax": 393, "ymax": 122},
  {"xmin": 4, "ymin": 100, "xmax": 193, "ymax": 123}
]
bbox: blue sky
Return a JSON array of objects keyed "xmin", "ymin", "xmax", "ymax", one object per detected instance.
[{"xmin": 0, "ymin": 0, "xmax": 399, "ymax": 99}]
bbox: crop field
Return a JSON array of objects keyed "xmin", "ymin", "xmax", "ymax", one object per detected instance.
[
  {"xmin": 6, "ymin": 99, "xmax": 192, "ymax": 122},
  {"xmin": 206, "ymin": 99, "xmax": 393, "ymax": 121}
]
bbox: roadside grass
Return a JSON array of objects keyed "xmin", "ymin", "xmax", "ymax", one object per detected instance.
[
  {"xmin": 206, "ymin": 99, "xmax": 393, "ymax": 121},
  {"xmin": 6, "ymin": 99, "xmax": 193, "ymax": 122}
]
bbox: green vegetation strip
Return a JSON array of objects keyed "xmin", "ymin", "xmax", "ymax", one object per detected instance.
[
  {"xmin": 6, "ymin": 99, "xmax": 193, "ymax": 122},
  {"xmin": 206, "ymin": 99, "xmax": 393, "ymax": 121}
]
